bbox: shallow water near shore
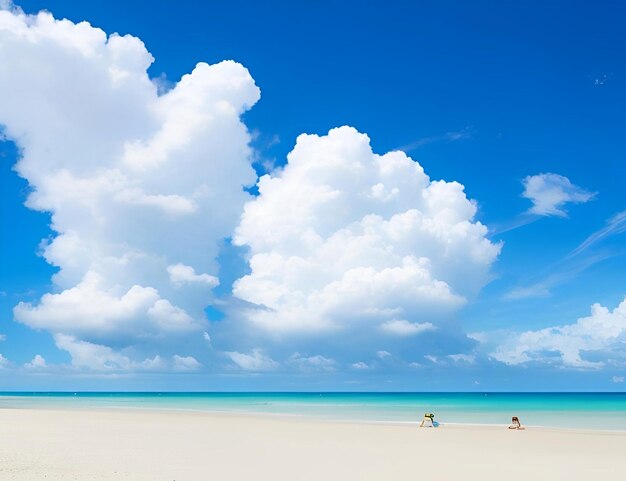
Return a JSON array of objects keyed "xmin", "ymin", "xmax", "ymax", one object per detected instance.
[{"xmin": 2, "ymin": 392, "xmax": 625, "ymax": 430}]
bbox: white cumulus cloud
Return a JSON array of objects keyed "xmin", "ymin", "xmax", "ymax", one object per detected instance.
[
  {"xmin": 0, "ymin": 8, "xmax": 259, "ymax": 368},
  {"xmin": 288, "ymin": 353, "xmax": 336, "ymax": 372},
  {"xmin": 53, "ymin": 333, "xmax": 196, "ymax": 372},
  {"xmin": 54, "ymin": 334, "xmax": 136, "ymax": 371},
  {"xmin": 232, "ymin": 127, "xmax": 500, "ymax": 345},
  {"xmin": 0, "ymin": 1, "xmax": 16, "ymax": 12},
  {"xmin": 172, "ymin": 354, "xmax": 202, "ymax": 371},
  {"xmin": 351, "ymin": 362, "xmax": 369, "ymax": 369},
  {"xmin": 522, "ymin": 173, "xmax": 595, "ymax": 217},
  {"xmin": 227, "ymin": 349, "xmax": 279, "ymax": 372},
  {"xmin": 380, "ymin": 319, "xmax": 435, "ymax": 336},
  {"xmin": 492, "ymin": 296, "xmax": 626, "ymax": 368},
  {"xmin": 24, "ymin": 354, "xmax": 47, "ymax": 370},
  {"xmin": 167, "ymin": 263, "xmax": 219, "ymax": 287},
  {"xmin": 447, "ymin": 353, "xmax": 475, "ymax": 363},
  {"xmin": 14, "ymin": 272, "xmax": 199, "ymax": 343},
  {"xmin": 0, "ymin": 6, "xmax": 501, "ymax": 375}
]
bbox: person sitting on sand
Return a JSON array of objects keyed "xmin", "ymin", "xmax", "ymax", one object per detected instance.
[
  {"xmin": 420, "ymin": 412, "xmax": 435, "ymax": 427},
  {"xmin": 508, "ymin": 416, "xmax": 525, "ymax": 430}
]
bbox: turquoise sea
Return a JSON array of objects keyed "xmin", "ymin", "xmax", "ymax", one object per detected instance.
[{"xmin": 1, "ymin": 392, "xmax": 626, "ymax": 431}]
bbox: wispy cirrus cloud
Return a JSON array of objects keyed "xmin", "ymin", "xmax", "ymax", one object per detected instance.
[
  {"xmin": 504, "ymin": 252, "xmax": 612, "ymax": 300},
  {"xmin": 395, "ymin": 126, "xmax": 473, "ymax": 153},
  {"xmin": 568, "ymin": 210, "xmax": 626, "ymax": 258},
  {"xmin": 504, "ymin": 209, "xmax": 626, "ymax": 300},
  {"xmin": 488, "ymin": 213, "xmax": 540, "ymax": 236}
]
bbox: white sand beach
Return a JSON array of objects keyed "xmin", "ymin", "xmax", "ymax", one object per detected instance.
[{"xmin": 0, "ymin": 408, "xmax": 624, "ymax": 480}]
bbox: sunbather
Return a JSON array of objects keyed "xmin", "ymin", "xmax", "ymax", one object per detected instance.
[
  {"xmin": 508, "ymin": 416, "xmax": 525, "ymax": 430},
  {"xmin": 420, "ymin": 413, "xmax": 435, "ymax": 427}
]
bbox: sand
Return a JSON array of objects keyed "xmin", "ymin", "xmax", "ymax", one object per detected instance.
[{"xmin": 0, "ymin": 408, "xmax": 624, "ymax": 480}]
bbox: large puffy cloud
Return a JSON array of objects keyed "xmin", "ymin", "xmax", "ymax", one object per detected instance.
[
  {"xmin": 492, "ymin": 297, "xmax": 626, "ymax": 368},
  {"xmin": 0, "ymin": 5, "xmax": 502, "ymax": 375},
  {"xmin": 0, "ymin": 8, "xmax": 259, "ymax": 368},
  {"xmin": 522, "ymin": 173, "xmax": 595, "ymax": 217},
  {"xmin": 232, "ymin": 127, "xmax": 501, "ymax": 346}
]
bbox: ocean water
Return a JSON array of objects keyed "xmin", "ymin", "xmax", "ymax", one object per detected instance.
[{"xmin": 1, "ymin": 392, "xmax": 625, "ymax": 431}]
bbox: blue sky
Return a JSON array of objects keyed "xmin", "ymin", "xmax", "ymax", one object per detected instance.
[{"xmin": 0, "ymin": 0, "xmax": 625, "ymax": 391}]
